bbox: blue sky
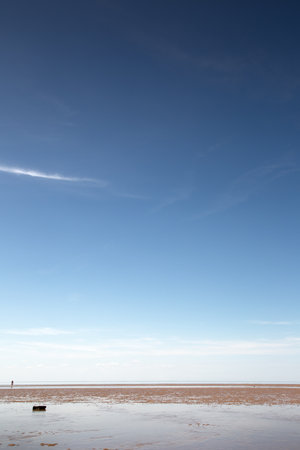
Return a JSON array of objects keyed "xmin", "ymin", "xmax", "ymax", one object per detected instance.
[{"xmin": 1, "ymin": 0, "xmax": 300, "ymax": 382}]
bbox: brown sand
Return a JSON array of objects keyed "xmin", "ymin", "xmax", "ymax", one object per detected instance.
[{"xmin": 1, "ymin": 384, "xmax": 300, "ymax": 405}]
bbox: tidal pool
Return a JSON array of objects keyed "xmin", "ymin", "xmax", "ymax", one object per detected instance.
[{"xmin": 1, "ymin": 402, "xmax": 300, "ymax": 449}]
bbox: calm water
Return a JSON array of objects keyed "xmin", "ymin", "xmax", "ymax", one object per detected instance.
[{"xmin": 1, "ymin": 403, "xmax": 300, "ymax": 449}]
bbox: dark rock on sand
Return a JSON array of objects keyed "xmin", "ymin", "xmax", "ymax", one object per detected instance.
[{"xmin": 33, "ymin": 405, "xmax": 46, "ymax": 411}]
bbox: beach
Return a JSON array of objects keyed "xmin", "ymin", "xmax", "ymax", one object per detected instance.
[
  {"xmin": 1, "ymin": 385, "xmax": 300, "ymax": 449},
  {"xmin": 1, "ymin": 384, "xmax": 300, "ymax": 405}
]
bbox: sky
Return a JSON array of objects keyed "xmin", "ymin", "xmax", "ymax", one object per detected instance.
[{"xmin": 1, "ymin": 0, "xmax": 300, "ymax": 383}]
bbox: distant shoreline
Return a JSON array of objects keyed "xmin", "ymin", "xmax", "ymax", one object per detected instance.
[{"xmin": 1, "ymin": 383, "xmax": 300, "ymax": 387}]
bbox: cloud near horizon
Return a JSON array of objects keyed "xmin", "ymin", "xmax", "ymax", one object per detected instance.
[
  {"xmin": 0, "ymin": 164, "xmax": 106, "ymax": 185},
  {"xmin": 2, "ymin": 335, "xmax": 300, "ymax": 381},
  {"xmin": 250, "ymin": 320, "xmax": 295, "ymax": 326},
  {"xmin": 3, "ymin": 335, "xmax": 300, "ymax": 357},
  {"xmin": 1, "ymin": 327, "xmax": 74, "ymax": 336}
]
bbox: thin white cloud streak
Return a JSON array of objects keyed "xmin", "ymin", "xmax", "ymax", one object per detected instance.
[
  {"xmin": 2, "ymin": 328, "xmax": 74, "ymax": 336},
  {"xmin": 0, "ymin": 165, "xmax": 106, "ymax": 186},
  {"xmin": 0, "ymin": 164, "xmax": 150, "ymax": 198}
]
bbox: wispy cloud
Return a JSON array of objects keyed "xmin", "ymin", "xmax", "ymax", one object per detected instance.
[
  {"xmin": 127, "ymin": 26, "xmax": 248, "ymax": 79},
  {"xmin": 0, "ymin": 164, "xmax": 106, "ymax": 186},
  {"xmin": 0, "ymin": 164, "xmax": 149, "ymax": 198},
  {"xmin": 135, "ymin": 29, "xmax": 300, "ymax": 99},
  {"xmin": 2, "ymin": 335, "xmax": 300, "ymax": 381},
  {"xmin": 4, "ymin": 336, "xmax": 300, "ymax": 357},
  {"xmin": 39, "ymin": 93, "xmax": 77, "ymax": 118},
  {"xmin": 198, "ymin": 161, "xmax": 298, "ymax": 218},
  {"xmin": 2, "ymin": 328, "xmax": 74, "ymax": 336},
  {"xmin": 250, "ymin": 320, "xmax": 296, "ymax": 326},
  {"xmin": 108, "ymin": 189, "xmax": 150, "ymax": 200},
  {"xmin": 155, "ymin": 39, "xmax": 247, "ymax": 76},
  {"xmin": 152, "ymin": 187, "xmax": 193, "ymax": 213}
]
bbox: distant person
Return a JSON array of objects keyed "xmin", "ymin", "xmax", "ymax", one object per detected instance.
[{"xmin": 10, "ymin": 380, "xmax": 14, "ymax": 389}]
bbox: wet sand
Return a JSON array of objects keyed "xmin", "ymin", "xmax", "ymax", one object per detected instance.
[
  {"xmin": 1, "ymin": 386, "xmax": 300, "ymax": 448},
  {"xmin": 1, "ymin": 402, "xmax": 300, "ymax": 449},
  {"xmin": 1, "ymin": 384, "xmax": 300, "ymax": 405}
]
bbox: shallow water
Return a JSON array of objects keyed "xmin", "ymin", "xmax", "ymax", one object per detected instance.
[{"xmin": 1, "ymin": 403, "xmax": 300, "ymax": 449}]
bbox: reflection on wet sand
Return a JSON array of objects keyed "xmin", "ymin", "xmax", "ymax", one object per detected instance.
[
  {"xmin": 1, "ymin": 386, "xmax": 300, "ymax": 449},
  {"xmin": 1, "ymin": 402, "xmax": 300, "ymax": 449}
]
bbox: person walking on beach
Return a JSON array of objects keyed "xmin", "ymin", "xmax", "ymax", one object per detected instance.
[{"xmin": 10, "ymin": 380, "xmax": 14, "ymax": 388}]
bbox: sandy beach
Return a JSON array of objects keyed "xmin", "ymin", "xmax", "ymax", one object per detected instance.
[
  {"xmin": 1, "ymin": 385, "xmax": 300, "ymax": 448},
  {"xmin": 1, "ymin": 384, "xmax": 300, "ymax": 405}
]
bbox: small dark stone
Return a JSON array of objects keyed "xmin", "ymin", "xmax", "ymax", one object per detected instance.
[{"xmin": 32, "ymin": 405, "xmax": 47, "ymax": 411}]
